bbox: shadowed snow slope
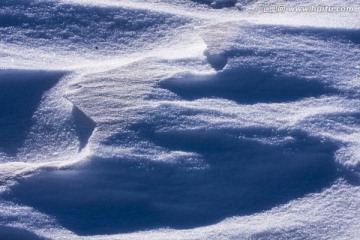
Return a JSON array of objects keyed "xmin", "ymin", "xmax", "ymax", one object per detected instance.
[
  {"xmin": 71, "ymin": 106, "xmax": 96, "ymax": 151},
  {"xmin": 0, "ymin": 70, "xmax": 65, "ymax": 155},
  {"xmin": 0, "ymin": 226, "xmax": 46, "ymax": 240},
  {"xmin": 6, "ymin": 128, "xmax": 339, "ymax": 235},
  {"xmin": 159, "ymin": 68, "xmax": 338, "ymax": 103},
  {"xmin": 0, "ymin": 0, "xmax": 190, "ymax": 52}
]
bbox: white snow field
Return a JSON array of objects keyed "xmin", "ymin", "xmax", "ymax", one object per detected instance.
[{"xmin": 0, "ymin": 0, "xmax": 359, "ymax": 239}]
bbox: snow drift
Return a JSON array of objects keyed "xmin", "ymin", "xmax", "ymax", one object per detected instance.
[{"xmin": 0, "ymin": 0, "xmax": 360, "ymax": 239}]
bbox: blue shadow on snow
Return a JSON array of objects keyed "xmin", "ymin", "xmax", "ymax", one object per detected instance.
[
  {"xmin": 0, "ymin": 69, "xmax": 65, "ymax": 155},
  {"xmin": 159, "ymin": 68, "xmax": 338, "ymax": 104},
  {"xmin": 5, "ymin": 126, "xmax": 339, "ymax": 235}
]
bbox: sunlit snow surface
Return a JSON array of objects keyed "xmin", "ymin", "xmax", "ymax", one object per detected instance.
[{"xmin": 0, "ymin": 0, "xmax": 360, "ymax": 239}]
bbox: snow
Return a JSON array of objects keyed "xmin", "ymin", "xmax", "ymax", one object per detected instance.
[{"xmin": 0, "ymin": 0, "xmax": 360, "ymax": 239}]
